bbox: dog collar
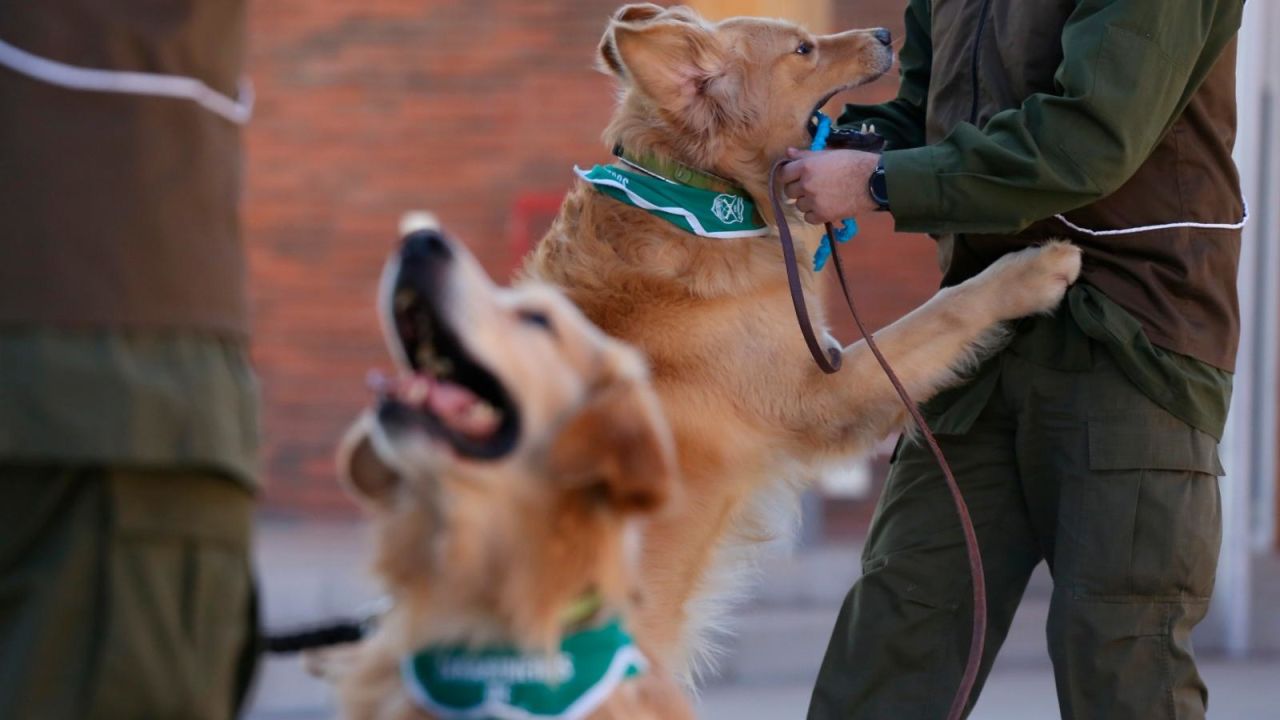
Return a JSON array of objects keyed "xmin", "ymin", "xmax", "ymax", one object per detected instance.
[
  {"xmin": 574, "ymin": 163, "xmax": 770, "ymax": 240},
  {"xmin": 612, "ymin": 145, "xmax": 742, "ymax": 195},
  {"xmin": 558, "ymin": 590, "xmax": 603, "ymax": 629},
  {"xmin": 401, "ymin": 617, "xmax": 647, "ymax": 720}
]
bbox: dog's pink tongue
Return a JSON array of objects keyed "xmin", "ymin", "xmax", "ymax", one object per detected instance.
[{"xmin": 427, "ymin": 381, "xmax": 500, "ymax": 438}]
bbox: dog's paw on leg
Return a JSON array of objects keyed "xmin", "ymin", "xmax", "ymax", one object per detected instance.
[{"xmin": 984, "ymin": 240, "xmax": 1082, "ymax": 320}]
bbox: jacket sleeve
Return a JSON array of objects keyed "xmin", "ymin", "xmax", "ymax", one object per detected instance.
[
  {"xmin": 881, "ymin": 0, "xmax": 1243, "ymax": 235},
  {"xmin": 836, "ymin": 0, "xmax": 931, "ymax": 151}
]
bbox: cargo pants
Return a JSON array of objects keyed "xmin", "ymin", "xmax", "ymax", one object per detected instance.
[
  {"xmin": 808, "ymin": 346, "xmax": 1223, "ymax": 719},
  {"xmin": 0, "ymin": 467, "xmax": 258, "ymax": 720}
]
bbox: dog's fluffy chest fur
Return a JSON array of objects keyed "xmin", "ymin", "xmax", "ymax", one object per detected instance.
[
  {"xmin": 526, "ymin": 186, "xmax": 845, "ymax": 670},
  {"xmin": 535, "ymin": 185, "xmax": 826, "ymax": 421}
]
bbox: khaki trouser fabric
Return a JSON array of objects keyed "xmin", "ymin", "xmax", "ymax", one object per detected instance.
[
  {"xmin": 808, "ymin": 346, "xmax": 1223, "ymax": 720},
  {"xmin": 0, "ymin": 467, "xmax": 257, "ymax": 720}
]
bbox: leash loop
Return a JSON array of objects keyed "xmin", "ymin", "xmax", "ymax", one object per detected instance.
[{"xmin": 768, "ymin": 158, "xmax": 842, "ymax": 373}]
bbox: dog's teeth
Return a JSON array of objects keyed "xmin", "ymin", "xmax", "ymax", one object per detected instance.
[
  {"xmin": 415, "ymin": 352, "xmax": 453, "ymax": 379},
  {"xmin": 405, "ymin": 377, "xmax": 430, "ymax": 405},
  {"xmin": 415, "ymin": 343, "xmax": 453, "ymax": 378},
  {"xmin": 464, "ymin": 401, "xmax": 500, "ymax": 427}
]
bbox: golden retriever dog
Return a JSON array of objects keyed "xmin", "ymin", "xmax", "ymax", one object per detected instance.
[
  {"xmin": 523, "ymin": 4, "xmax": 1082, "ymax": 674},
  {"xmin": 334, "ymin": 223, "xmax": 694, "ymax": 720}
]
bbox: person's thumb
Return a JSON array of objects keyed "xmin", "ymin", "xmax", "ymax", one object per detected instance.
[{"xmin": 786, "ymin": 147, "xmax": 815, "ymax": 160}]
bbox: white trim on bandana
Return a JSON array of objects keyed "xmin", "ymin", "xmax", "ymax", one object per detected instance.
[{"xmin": 0, "ymin": 36, "xmax": 254, "ymax": 125}]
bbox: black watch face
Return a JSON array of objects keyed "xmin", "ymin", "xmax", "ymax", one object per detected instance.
[{"xmin": 870, "ymin": 169, "xmax": 889, "ymax": 209}]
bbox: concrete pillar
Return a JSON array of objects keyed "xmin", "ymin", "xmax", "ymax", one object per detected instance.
[{"xmin": 1203, "ymin": 0, "xmax": 1280, "ymax": 656}]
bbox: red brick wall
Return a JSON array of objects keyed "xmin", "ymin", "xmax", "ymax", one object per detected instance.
[{"xmin": 245, "ymin": 1, "xmax": 939, "ymax": 516}]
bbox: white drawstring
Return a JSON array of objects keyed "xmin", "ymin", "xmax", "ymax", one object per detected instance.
[
  {"xmin": 0, "ymin": 36, "xmax": 253, "ymax": 125},
  {"xmin": 1054, "ymin": 199, "xmax": 1248, "ymax": 236}
]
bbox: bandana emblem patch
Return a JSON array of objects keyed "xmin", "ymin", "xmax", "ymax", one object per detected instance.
[{"xmin": 711, "ymin": 193, "xmax": 746, "ymax": 224}]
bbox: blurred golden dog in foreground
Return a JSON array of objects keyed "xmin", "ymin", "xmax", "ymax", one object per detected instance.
[{"xmin": 334, "ymin": 223, "xmax": 693, "ymax": 719}]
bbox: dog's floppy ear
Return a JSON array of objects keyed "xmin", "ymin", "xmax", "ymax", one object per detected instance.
[
  {"xmin": 599, "ymin": 7, "xmax": 738, "ymax": 132},
  {"xmin": 597, "ymin": 4, "xmax": 668, "ymax": 77},
  {"xmin": 549, "ymin": 354, "xmax": 676, "ymax": 514},
  {"xmin": 337, "ymin": 414, "xmax": 400, "ymax": 509}
]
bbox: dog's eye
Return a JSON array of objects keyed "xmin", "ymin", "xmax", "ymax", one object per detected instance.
[
  {"xmin": 518, "ymin": 309, "xmax": 554, "ymax": 333},
  {"xmin": 795, "ymin": 41, "xmax": 814, "ymax": 56}
]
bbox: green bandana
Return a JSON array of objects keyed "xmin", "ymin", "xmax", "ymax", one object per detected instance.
[
  {"xmin": 575, "ymin": 164, "xmax": 770, "ymax": 239},
  {"xmin": 402, "ymin": 618, "xmax": 647, "ymax": 720}
]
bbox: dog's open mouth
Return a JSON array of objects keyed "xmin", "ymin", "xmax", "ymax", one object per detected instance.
[
  {"xmin": 810, "ymin": 89, "xmax": 845, "ymax": 121},
  {"xmin": 806, "ymin": 87, "xmax": 849, "ymax": 141},
  {"xmin": 376, "ymin": 253, "xmax": 520, "ymax": 461},
  {"xmin": 806, "ymin": 92, "xmax": 886, "ymax": 152}
]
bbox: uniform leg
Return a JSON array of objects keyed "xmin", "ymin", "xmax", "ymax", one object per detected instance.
[
  {"xmin": 1009, "ymin": 354, "xmax": 1222, "ymax": 720},
  {"xmin": 0, "ymin": 465, "xmax": 257, "ymax": 720},
  {"xmin": 808, "ymin": 384, "xmax": 1040, "ymax": 719}
]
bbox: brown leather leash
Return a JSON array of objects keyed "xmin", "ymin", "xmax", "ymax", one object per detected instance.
[{"xmin": 769, "ymin": 160, "xmax": 987, "ymax": 720}]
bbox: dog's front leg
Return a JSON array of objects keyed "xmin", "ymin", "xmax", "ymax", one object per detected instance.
[{"xmin": 797, "ymin": 241, "xmax": 1081, "ymax": 454}]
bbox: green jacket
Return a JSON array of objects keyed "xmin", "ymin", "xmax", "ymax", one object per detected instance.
[
  {"xmin": 840, "ymin": 0, "xmax": 1244, "ymax": 437},
  {"xmin": 843, "ymin": 0, "xmax": 1245, "ymax": 373}
]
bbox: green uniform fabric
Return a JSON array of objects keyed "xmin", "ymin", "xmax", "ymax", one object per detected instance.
[
  {"xmin": 847, "ymin": 0, "xmax": 1242, "ymax": 236},
  {"xmin": 0, "ymin": 330, "xmax": 260, "ymax": 490},
  {"xmin": 837, "ymin": 0, "xmax": 1244, "ymax": 373},
  {"xmin": 809, "ymin": 341, "xmax": 1223, "ymax": 719},
  {"xmin": 927, "ymin": 285, "xmax": 1233, "ymax": 442},
  {"xmin": 0, "ymin": 466, "xmax": 258, "ymax": 720}
]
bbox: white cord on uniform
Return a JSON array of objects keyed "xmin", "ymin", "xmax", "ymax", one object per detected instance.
[{"xmin": 0, "ymin": 36, "xmax": 253, "ymax": 125}]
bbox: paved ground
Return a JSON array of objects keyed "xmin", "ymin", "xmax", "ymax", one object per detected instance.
[
  {"xmin": 245, "ymin": 520, "xmax": 1280, "ymax": 719},
  {"xmin": 697, "ymin": 658, "xmax": 1280, "ymax": 719}
]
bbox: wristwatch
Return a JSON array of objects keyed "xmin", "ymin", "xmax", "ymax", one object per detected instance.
[{"xmin": 868, "ymin": 159, "xmax": 890, "ymax": 212}]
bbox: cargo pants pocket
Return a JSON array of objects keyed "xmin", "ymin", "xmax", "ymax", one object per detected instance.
[
  {"xmin": 87, "ymin": 471, "xmax": 254, "ymax": 720},
  {"xmin": 1048, "ymin": 411, "xmax": 1222, "ymax": 719},
  {"xmin": 1064, "ymin": 411, "xmax": 1222, "ymax": 602}
]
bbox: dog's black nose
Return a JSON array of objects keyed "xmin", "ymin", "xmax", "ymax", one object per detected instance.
[
  {"xmin": 400, "ymin": 229, "xmax": 452, "ymax": 263},
  {"xmin": 872, "ymin": 28, "xmax": 892, "ymax": 46}
]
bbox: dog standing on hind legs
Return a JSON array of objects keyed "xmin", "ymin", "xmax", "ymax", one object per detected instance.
[{"xmin": 523, "ymin": 3, "xmax": 1083, "ymax": 677}]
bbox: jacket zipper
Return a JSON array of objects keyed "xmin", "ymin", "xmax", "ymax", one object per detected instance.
[{"xmin": 968, "ymin": 0, "xmax": 994, "ymax": 124}]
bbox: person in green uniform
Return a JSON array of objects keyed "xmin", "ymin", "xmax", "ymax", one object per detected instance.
[
  {"xmin": 781, "ymin": 1, "xmax": 1245, "ymax": 718},
  {"xmin": 0, "ymin": 2, "xmax": 259, "ymax": 718}
]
